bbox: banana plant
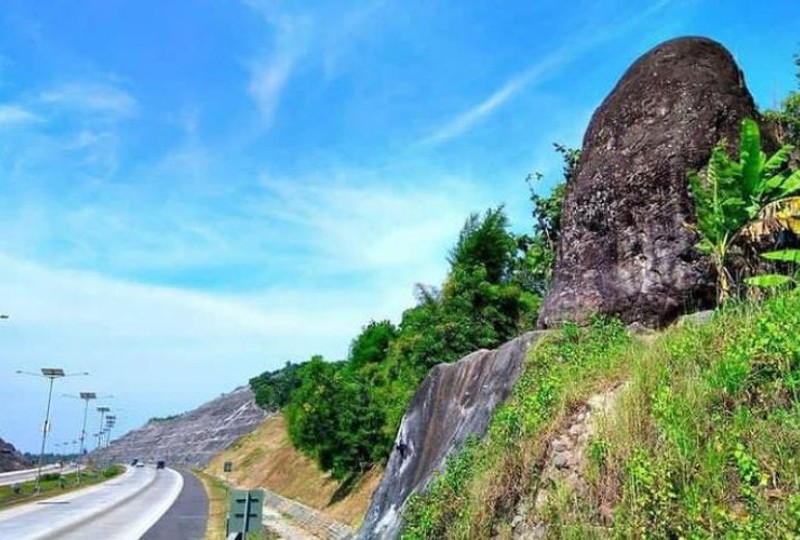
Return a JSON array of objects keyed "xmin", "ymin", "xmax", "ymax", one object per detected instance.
[
  {"xmin": 688, "ymin": 118, "xmax": 800, "ymax": 303},
  {"xmin": 745, "ymin": 249, "xmax": 800, "ymax": 289}
]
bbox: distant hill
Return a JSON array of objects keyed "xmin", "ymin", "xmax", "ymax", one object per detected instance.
[
  {"xmin": 0, "ymin": 437, "xmax": 30, "ymax": 472},
  {"xmin": 94, "ymin": 386, "xmax": 267, "ymax": 467}
]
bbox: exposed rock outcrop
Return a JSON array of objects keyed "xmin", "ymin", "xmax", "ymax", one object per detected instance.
[
  {"xmin": 539, "ymin": 36, "xmax": 767, "ymax": 328},
  {"xmin": 512, "ymin": 382, "xmax": 628, "ymax": 539},
  {"xmin": 0, "ymin": 437, "xmax": 30, "ymax": 472},
  {"xmin": 94, "ymin": 386, "xmax": 268, "ymax": 467},
  {"xmin": 358, "ymin": 331, "xmax": 546, "ymax": 540}
]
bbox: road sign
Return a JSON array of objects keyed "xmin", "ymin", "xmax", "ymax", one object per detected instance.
[
  {"xmin": 227, "ymin": 489, "xmax": 264, "ymax": 534},
  {"xmin": 223, "ymin": 461, "xmax": 233, "ymax": 473}
]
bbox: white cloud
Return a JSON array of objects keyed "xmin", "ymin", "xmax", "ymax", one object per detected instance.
[
  {"xmin": 0, "ymin": 103, "xmax": 40, "ymax": 125},
  {"xmin": 40, "ymin": 82, "xmax": 137, "ymax": 116},
  {"xmin": 422, "ymin": 0, "xmax": 677, "ymax": 146},
  {"xmin": 422, "ymin": 47, "xmax": 574, "ymax": 146},
  {"xmin": 244, "ymin": 3, "xmax": 312, "ymax": 126},
  {"xmin": 0, "ymin": 253, "xmax": 371, "ymax": 452}
]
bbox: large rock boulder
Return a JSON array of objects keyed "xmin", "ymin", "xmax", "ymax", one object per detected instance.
[
  {"xmin": 538, "ymin": 37, "xmax": 766, "ymax": 328},
  {"xmin": 358, "ymin": 331, "xmax": 546, "ymax": 540}
]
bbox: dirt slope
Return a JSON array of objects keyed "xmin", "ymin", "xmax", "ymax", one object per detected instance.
[{"xmin": 205, "ymin": 413, "xmax": 382, "ymax": 528}]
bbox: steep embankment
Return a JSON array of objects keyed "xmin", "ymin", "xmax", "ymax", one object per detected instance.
[
  {"xmin": 399, "ymin": 292, "xmax": 800, "ymax": 538},
  {"xmin": 0, "ymin": 437, "xmax": 30, "ymax": 472},
  {"xmin": 95, "ymin": 386, "xmax": 267, "ymax": 467},
  {"xmin": 206, "ymin": 413, "xmax": 382, "ymax": 528}
]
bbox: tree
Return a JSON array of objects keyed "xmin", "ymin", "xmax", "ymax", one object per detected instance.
[
  {"xmin": 249, "ymin": 361, "xmax": 306, "ymax": 411},
  {"xmin": 348, "ymin": 320, "xmax": 397, "ymax": 369},
  {"xmin": 765, "ymin": 52, "xmax": 800, "ymax": 147},
  {"xmin": 688, "ymin": 118, "xmax": 800, "ymax": 303}
]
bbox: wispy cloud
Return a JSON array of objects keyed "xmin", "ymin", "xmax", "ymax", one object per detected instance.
[
  {"xmin": 259, "ymin": 171, "xmax": 488, "ymax": 274},
  {"xmin": 40, "ymin": 82, "xmax": 137, "ymax": 116},
  {"xmin": 0, "ymin": 103, "xmax": 41, "ymax": 126},
  {"xmin": 422, "ymin": 0, "xmax": 677, "ymax": 146},
  {"xmin": 244, "ymin": 2, "xmax": 312, "ymax": 126}
]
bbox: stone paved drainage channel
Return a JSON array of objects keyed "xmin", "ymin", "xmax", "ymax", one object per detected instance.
[{"xmin": 261, "ymin": 489, "xmax": 355, "ymax": 540}]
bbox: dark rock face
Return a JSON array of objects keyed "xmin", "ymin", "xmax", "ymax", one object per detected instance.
[
  {"xmin": 0, "ymin": 437, "xmax": 30, "ymax": 472},
  {"xmin": 539, "ymin": 37, "xmax": 765, "ymax": 328},
  {"xmin": 358, "ymin": 331, "xmax": 546, "ymax": 540},
  {"xmin": 93, "ymin": 386, "xmax": 268, "ymax": 467}
]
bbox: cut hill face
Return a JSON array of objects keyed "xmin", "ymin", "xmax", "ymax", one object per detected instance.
[
  {"xmin": 95, "ymin": 386, "xmax": 267, "ymax": 467},
  {"xmin": 358, "ymin": 331, "xmax": 545, "ymax": 539},
  {"xmin": 0, "ymin": 437, "xmax": 30, "ymax": 472},
  {"xmin": 206, "ymin": 413, "xmax": 382, "ymax": 529}
]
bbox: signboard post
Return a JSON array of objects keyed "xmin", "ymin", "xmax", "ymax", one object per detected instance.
[{"xmin": 226, "ymin": 489, "xmax": 264, "ymax": 538}]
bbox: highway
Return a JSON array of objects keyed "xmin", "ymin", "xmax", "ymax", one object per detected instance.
[
  {"xmin": 0, "ymin": 464, "xmax": 190, "ymax": 539},
  {"xmin": 0, "ymin": 465, "xmax": 63, "ymax": 487}
]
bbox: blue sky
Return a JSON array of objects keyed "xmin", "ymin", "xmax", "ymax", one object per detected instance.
[{"xmin": 1, "ymin": 0, "xmax": 798, "ymax": 452}]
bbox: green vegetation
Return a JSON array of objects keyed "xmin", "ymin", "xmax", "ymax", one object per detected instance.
[
  {"xmin": 765, "ymin": 52, "xmax": 800, "ymax": 147},
  {"xmin": 250, "ymin": 146, "xmax": 574, "ymax": 480},
  {"xmin": 688, "ymin": 118, "xmax": 800, "ymax": 303},
  {"xmin": 149, "ymin": 414, "xmax": 181, "ymax": 423},
  {"xmin": 402, "ymin": 291, "xmax": 800, "ymax": 538},
  {"xmin": 250, "ymin": 361, "xmax": 306, "ymax": 411}
]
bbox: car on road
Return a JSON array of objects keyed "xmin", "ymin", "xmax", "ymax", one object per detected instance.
[{"xmin": 156, "ymin": 460, "xmax": 165, "ymax": 469}]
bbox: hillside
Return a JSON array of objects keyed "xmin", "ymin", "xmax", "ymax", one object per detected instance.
[
  {"xmin": 205, "ymin": 413, "xmax": 382, "ymax": 528},
  {"xmin": 95, "ymin": 386, "xmax": 267, "ymax": 467},
  {"xmin": 0, "ymin": 437, "xmax": 30, "ymax": 472},
  {"xmin": 399, "ymin": 292, "xmax": 800, "ymax": 538}
]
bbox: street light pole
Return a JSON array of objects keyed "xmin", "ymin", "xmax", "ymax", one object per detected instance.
[
  {"xmin": 96, "ymin": 407, "xmax": 110, "ymax": 450},
  {"xmin": 16, "ymin": 368, "xmax": 89, "ymax": 491}
]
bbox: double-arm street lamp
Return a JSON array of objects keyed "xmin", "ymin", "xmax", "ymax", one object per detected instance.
[{"xmin": 16, "ymin": 367, "xmax": 89, "ymax": 491}]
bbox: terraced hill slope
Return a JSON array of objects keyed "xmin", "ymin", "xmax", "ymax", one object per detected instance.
[{"xmin": 95, "ymin": 386, "xmax": 267, "ymax": 467}]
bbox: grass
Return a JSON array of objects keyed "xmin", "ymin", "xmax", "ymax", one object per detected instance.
[
  {"xmin": 194, "ymin": 469, "xmax": 229, "ymax": 540},
  {"xmin": 0, "ymin": 465, "xmax": 124, "ymax": 510},
  {"xmin": 402, "ymin": 290, "xmax": 800, "ymax": 539}
]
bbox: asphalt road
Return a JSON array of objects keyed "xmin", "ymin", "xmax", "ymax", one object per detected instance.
[
  {"xmin": 0, "ymin": 464, "xmax": 185, "ymax": 539},
  {"xmin": 141, "ymin": 469, "xmax": 208, "ymax": 540}
]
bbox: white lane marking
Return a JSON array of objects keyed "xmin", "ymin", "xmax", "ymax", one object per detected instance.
[{"xmin": 121, "ymin": 468, "xmax": 184, "ymax": 540}]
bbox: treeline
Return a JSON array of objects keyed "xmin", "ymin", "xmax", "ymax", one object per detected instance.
[{"xmin": 249, "ymin": 146, "xmax": 577, "ymax": 480}]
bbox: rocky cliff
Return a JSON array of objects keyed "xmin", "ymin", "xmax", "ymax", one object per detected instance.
[
  {"xmin": 0, "ymin": 437, "xmax": 30, "ymax": 472},
  {"xmin": 94, "ymin": 386, "xmax": 268, "ymax": 467},
  {"xmin": 539, "ymin": 36, "xmax": 767, "ymax": 328},
  {"xmin": 358, "ymin": 331, "xmax": 546, "ymax": 539}
]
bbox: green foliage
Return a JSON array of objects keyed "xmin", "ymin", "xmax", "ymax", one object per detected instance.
[
  {"xmin": 515, "ymin": 143, "xmax": 578, "ymax": 296},
  {"xmin": 284, "ymin": 356, "xmax": 389, "ymax": 479},
  {"xmin": 448, "ymin": 206, "xmax": 517, "ymax": 284},
  {"xmin": 402, "ymin": 290, "xmax": 800, "ymax": 539},
  {"xmin": 745, "ymin": 249, "xmax": 800, "ymax": 289},
  {"xmin": 265, "ymin": 145, "xmax": 570, "ymax": 480},
  {"xmin": 688, "ymin": 118, "xmax": 800, "ymax": 302},
  {"xmin": 402, "ymin": 317, "xmax": 630, "ymax": 538},
  {"xmin": 148, "ymin": 414, "xmax": 180, "ymax": 423},
  {"xmin": 249, "ymin": 361, "xmax": 306, "ymax": 411},
  {"xmin": 348, "ymin": 320, "xmax": 397, "ymax": 370},
  {"xmin": 764, "ymin": 52, "xmax": 800, "ymax": 147}
]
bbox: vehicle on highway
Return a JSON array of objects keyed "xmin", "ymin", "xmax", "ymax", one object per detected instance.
[{"xmin": 156, "ymin": 460, "xmax": 165, "ymax": 469}]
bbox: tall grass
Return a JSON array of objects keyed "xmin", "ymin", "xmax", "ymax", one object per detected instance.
[{"xmin": 402, "ymin": 290, "xmax": 800, "ymax": 539}]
